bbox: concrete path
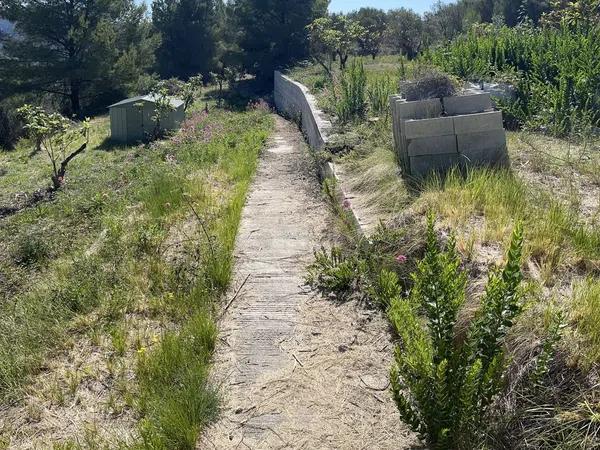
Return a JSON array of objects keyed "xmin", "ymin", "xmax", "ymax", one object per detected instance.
[{"xmin": 201, "ymin": 116, "xmax": 417, "ymax": 449}]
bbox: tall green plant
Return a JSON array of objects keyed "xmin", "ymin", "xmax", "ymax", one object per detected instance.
[
  {"xmin": 335, "ymin": 59, "xmax": 367, "ymax": 123},
  {"xmin": 367, "ymin": 74, "xmax": 395, "ymax": 118},
  {"xmin": 388, "ymin": 215, "xmax": 524, "ymax": 448},
  {"xmin": 429, "ymin": 24, "xmax": 600, "ymax": 136}
]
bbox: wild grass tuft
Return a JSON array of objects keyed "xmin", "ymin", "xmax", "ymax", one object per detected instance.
[{"xmin": 570, "ymin": 277, "xmax": 600, "ymax": 369}]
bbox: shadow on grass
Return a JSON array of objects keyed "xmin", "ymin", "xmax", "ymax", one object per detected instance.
[
  {"xmin": 95, "ymin": 136, "xmax": 133, "ymax": 152},
  {"xmin": 206, "ymin": 78, "xmax": 274, "ymax": 112}
]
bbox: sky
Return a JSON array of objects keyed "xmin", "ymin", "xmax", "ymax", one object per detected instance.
[
  {"xmin": 135, "ymin": 1, "xmax": 448, "ymax": 16},
  {"xmin": 329, "ymin": 0, "xmax": 446, "ymax": 14}
]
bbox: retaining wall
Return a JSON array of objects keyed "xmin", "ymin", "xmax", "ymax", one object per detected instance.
[
  {"xmin": 274, "ymin": 71, "xmax": 332, "ymax": 150},
  {"xmin": 390, "ymin": 92, "xmax": 509, "ymax": 178},
  {"xmin": 274, "ymin": 71, "xmax": 369, "ymax": 234}
]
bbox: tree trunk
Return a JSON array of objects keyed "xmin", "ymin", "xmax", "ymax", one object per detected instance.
[
  {"xmin": 51, "ymin": 142, "xmax": 87, "ymax": 190},
  {"xmin": 339, "ymin": 53, "xmax": 348, "ymax": 70},
  {"xmin": 70, "ymin": 80, "xmax": 81, "ymax": 117}
]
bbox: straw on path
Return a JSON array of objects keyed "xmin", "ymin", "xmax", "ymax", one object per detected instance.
[{"xmin": 201, "ymin": 115, "xmax": 419, "ymax": 449}]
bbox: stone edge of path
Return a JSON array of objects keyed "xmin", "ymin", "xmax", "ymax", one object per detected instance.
[{"xmin": 273, "ymin": 71, "xmax": 368, "ymax": 236}]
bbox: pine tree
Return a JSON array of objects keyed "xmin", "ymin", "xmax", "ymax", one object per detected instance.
[
  {"xmin": 152, "ymin": 0, "xmax": 222, "ymax": 79},
  {"xmin": 230, "ymin": 0, "xmax": 328, "ymax": 80},
  {"xmin": 0, "ymin": 0, "xmax": 159, "ymax": 116}
]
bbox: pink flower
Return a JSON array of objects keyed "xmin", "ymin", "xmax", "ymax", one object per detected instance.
[
  {"xmin": 395, "ymin": 254, "xmax": 408, "ymax": 264},
  {"xmin": 342, "ymin": 199, "xmax": 351, "ymax": 209}
]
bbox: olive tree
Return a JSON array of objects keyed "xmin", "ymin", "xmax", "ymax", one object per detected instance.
[{"xmin": 307, "ymin": 15, "xmax": 366, "ymax": 73}]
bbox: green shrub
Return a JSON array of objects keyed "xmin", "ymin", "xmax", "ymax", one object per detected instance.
[
  {"xmin": 429, "ymin": 24, "xmax": 600, "ymax": 136},
  {"xmin": 306, "ymin": 246, "xmax": 367, "ymax": 301},
  {"xmin": 388, "ymin": 215, "xmax": 525, "ymax": 448}
]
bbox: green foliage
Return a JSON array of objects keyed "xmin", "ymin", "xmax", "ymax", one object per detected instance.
[
  {"xmin": 233, "ymin": 0, "xmax": 328, "ymax": 80},
  {"xmin": 307, "ymin": 15, "xmax": 366, "ymax": 72},
  {"xmin": 429, "ymin": 24, "xmax": 600, "ymax": 136},
  {"xmin": 152, "ymin": 0, "xmax": 221, "ymax": 79},
  {"xmin": 334, "ymin": 59, "xmax": 367, "ymax": 123},
  {"xmin": 542, "ymin": 0, "xmax": 600, "ymax": 28},
  {"xmin": 181, "ymin": 76, "xmax": 204, "ymax": 111},
  {"xmin": 17, "ymin": 105, "xmax": 90, "ymax": 189},
  {"xmin": 0, "ymin": 0, "xmax": 158, "ymax": 115},
  {"xmin": 306, "ymin": 247, "xmax": 366, "ymax": 301},
  {"xmin": 571, "ymin": 277, "xmax": 600, "ymax": 368},
  {"xmin": 383, "ymin": 8, "xmax": 424, "ymax": 58},
  {"xmin": 367, "ymin": 73, "xmax": 395, "ymax": 117},
  {"xmin": 148, "ymin": 87, "xmax": 176, "ymax": 140},
  {"xmin": 389, "ymin": 216, "xmax": 526, "ymax": 448},
  {"xmin": 136, "ymin": 312, "xmax": 218, "ymax": 449},
  {"xmin": 348, "ymin": 7, "xmax": 388, "ymax": 59}
]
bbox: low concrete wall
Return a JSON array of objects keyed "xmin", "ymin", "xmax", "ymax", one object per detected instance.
[
  {"xmin": 274, "ymin": 71, "xmax": 368, "ymax": 234},
  {"xmin": 390, "ymin": 93, "xmax": 509, "ymax": 178},
  {"xmin": 274, "ymin": 71, "xmax": 332, "ymax": 150}
]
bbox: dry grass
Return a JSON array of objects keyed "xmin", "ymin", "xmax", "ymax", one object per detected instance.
[
  {"xmin": 0, "ymin": 103, "xmax": 273, "ymax": 448},
  {"xmin": 290, "ymin": 56, "xmax": 600, "ymax": 448}
]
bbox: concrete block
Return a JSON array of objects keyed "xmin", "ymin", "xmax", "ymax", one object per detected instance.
[
  {"xmin": 453, "ymin": 111, "xmax": 503, "ymax": 135},
  {"xmin": 444, "ymin": 93, "xmax": 492, "ymax": 115},
  {"xmin": 397, "ymin": 98, "xmax": 442, "ymax": 120},
  {"xmin": 404, "ymin": 117, "xmax": 454, "ymax": 139},
  {"xmin": 407, "ymin": 135, "xmax": 458, "ymax": 157},
  {"xmin": 409, "ymin": 153, "xmax": 462, "ymax": 178},
  {"xmin": 457, "ymin": 129, "xmax": 509, "ymax": 167}
]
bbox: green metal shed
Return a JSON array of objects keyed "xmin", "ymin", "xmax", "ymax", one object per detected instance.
[{"xmin": 108, "ymin": 94, "xmax": 185, "ymax": 143}]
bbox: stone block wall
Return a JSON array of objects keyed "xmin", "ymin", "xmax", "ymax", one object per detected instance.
[
  {"xmin": 390, "ymin": 93, "xmax": 509, "ymax": 178},
  {"xmin": 274, "ymin": 71, "xmax": 331, "ymax": 150}
]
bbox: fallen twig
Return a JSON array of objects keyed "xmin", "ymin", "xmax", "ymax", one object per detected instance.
[{"xmin": 220, "ymin": 274, "xmax": 251, "ymax": 320}]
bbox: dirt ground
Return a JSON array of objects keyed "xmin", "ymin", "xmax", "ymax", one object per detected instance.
[{"xmin": 201, "ymin": 116, "xmax": 419, "ymax": 449}]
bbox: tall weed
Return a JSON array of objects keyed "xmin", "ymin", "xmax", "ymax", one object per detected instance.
[{"xmin": 334, "ymin": 59, "xmax": 367, "ymax": 123}]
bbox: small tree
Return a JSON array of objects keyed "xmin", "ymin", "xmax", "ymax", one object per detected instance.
[
  {"xmin": 17, "ymin": 105, "xmax": 90, "ymax": 189},
  {"xmin": 210, "ymin": 65, "xmax": 237, "ymax": 106},
  {"xmin": 181, "ymin": 75, "xmax": 203, "ymax": 111},
  {"xmin": 149, "ymin": 86, "xmax": 176, "ymax": 140},
  {"xmin": 307, "ymin": 15, "xmax": 366, "ymax": 73},
  {"xmin": 349, "ymin": 7, "xmax": 387, "ymax": 59}
]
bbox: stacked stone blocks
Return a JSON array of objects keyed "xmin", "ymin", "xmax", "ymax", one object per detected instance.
[{"xmin": 390, "ymin": 92, "xmax": 509, "ymax": 178}]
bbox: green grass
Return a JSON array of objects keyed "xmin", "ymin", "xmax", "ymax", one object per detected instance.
[
  {"xmin": 0, "ymin": 101, "xmax": 273, "ymax": 447},
  {"xmin": 291, "ymin": 56, "xmax": 600, "ymax": 448},
  {"xmin": 571, "ymin": 278, "xmax": 600, "ymax": 369}
]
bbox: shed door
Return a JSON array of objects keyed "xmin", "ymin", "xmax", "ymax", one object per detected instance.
[{"xmin": 126, "ymin": 105, "xmax": 145, "ymax": 142}]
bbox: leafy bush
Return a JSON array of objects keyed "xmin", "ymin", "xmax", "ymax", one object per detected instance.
[
  {"xmin": 388, "ymin": 215, "xmax": 524, "ymax": 448},
  {"xmin": 306, "ymin": 247, "xmax": 366, "ymax": 301},
  {"xmin": 334, "ymin": 59, "xmax": 367, "ymax": 123},
  {"xmin": 429, "ymin": 24, "xmax": 600, "ymax": 136}
]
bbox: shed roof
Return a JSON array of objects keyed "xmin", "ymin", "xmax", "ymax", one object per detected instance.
[{"xmin": 108, "ymin": 94, "xmax": 184, "ymax": 109}]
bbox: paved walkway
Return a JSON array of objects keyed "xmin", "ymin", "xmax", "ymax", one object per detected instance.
[{"xmin": 201, "ymin": 115, "xmax": 417, "ymax": 449}]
